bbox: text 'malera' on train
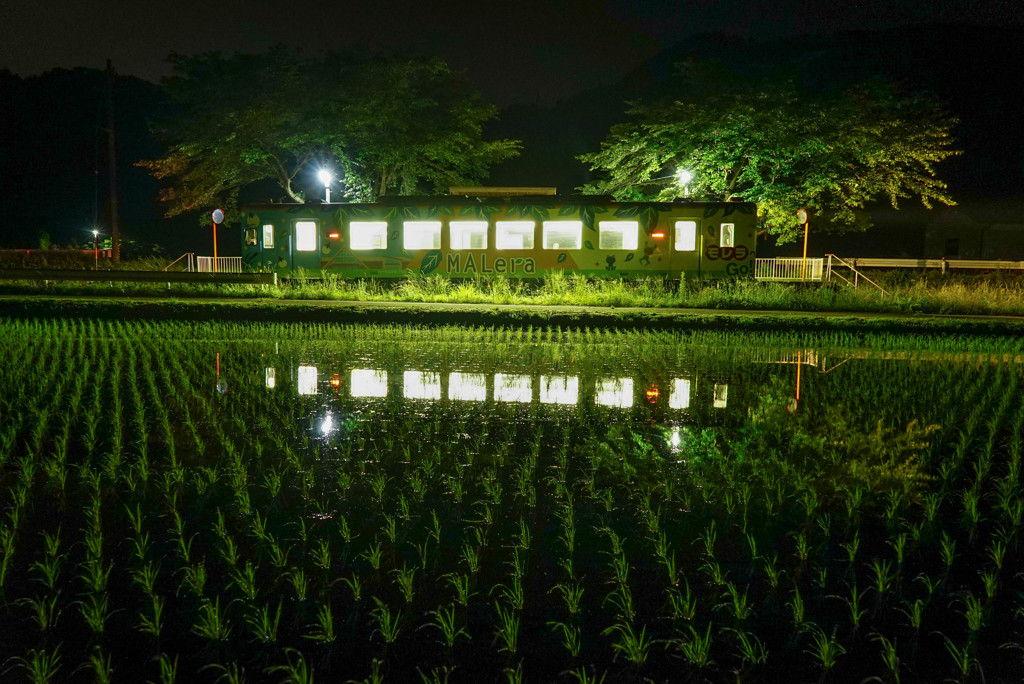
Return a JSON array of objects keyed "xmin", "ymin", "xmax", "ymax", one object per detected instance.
[{"xmin": 241, "ymin": 187, "xmax": 757, "ymax": 279}]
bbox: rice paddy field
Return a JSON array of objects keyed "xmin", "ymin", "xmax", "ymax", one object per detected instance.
[{"xmin": 1, "ymin": 319, "xmax": 1023, "ymax": 683}]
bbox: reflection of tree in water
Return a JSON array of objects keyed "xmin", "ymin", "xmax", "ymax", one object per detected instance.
[
  {"xmin": 585, "ymin": 375, "xmax": 938, "ymax": 499},
  {"xmin": 744, "ymin": 376, "xmax": 937, "ymax": 497}
]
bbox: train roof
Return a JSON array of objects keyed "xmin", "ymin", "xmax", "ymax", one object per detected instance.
[{"xmin": 242, "ymin": 196, "xmax": 756, "ymax": 209}]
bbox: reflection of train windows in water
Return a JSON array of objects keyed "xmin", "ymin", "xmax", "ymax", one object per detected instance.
[
  {"xmin": 495, "ymin": 373, "xmax": 532, "ymax": 402},
  {"xmin": 540, "ymin": 375, "xmax": 579, "ymax": 405},
  {"xmin": 596, "ymin": 377, "xmax": 633, "ymax": 408},
  {"xmin": 351, "ymin": 369, "xmax": 388, "ymax": 397},
  {"xmin": 449, "ymin": 372, "xmax": 487, "ymax": 401},
  {"xmin": 297, "ymin": 366, "xmax": 317, "ymax": 395},
  {"xmin": 713, "ymin": 383, "xmax": 729, "ymax": 408},
  {"xmin": 404, "ymin": 371, "xmax": 441, "ymax": 399},
  {"xmin": 669, "ymin": 378, "xmax": 691, "ymax": 409}
]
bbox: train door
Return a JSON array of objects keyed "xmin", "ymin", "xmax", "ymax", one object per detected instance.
[
  {"xmin": 291, "ymin": 220, "xmax": 320, "ymax": 273},
  {"xmin": 669, "ymin": 218, "xmax": 702, "ymax": 279}
]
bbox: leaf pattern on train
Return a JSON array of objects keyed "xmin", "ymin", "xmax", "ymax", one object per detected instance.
[
  {"xmin": 558, "ymin": 205, "xmax": 597, "ymax": 230},
  {"xmin": 614, "ymin": 204, "xmax": 671, "ymax": 232},
  {"xmin": 419, "ymin": 250, "xmax": 442, "ymax": 274}
]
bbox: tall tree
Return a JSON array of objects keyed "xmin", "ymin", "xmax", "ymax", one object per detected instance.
[
  {"xmin": 578, "ymin": 61, "xmax": 960, "ymax": 242},
  {"xmin": 328, "ymin": 56, "xmax": 521, "ymax": 200},
  {"xmin": 139, "ymin": 50, "xmax": 519, "ymax": 218}
]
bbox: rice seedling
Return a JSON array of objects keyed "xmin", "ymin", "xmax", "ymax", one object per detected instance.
[
  {"xmin": 804, "ymin": 624, "xmax": 847, "ymax": 675},
  {"xmin": 193, "ymin": 596, "xmax": 232, "ymax": 642},
  {"xmin": 4, "ymin": 647, "xmax": 62, "ymax": 684},
  {"xmin": 245, "ymin": 600, "xmax": 282, "ymax": 644},
  {"xmin": 493, "ymin": 600, "xmax": 520, "ymax": 654}
]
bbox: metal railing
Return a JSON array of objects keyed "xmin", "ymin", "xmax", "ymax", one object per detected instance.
[
  {"xmin": 164, "ymin": 252, "xmax": 196, "ymax": 272},
  {"xmin": 754, "ymin": 257, "xmax": 824, "ymax": 282},
  {"xmin": 824, "ymin": 254, "xmax": 888, "ymax": 294},
  {"xmin": 836, "ymin": 257, "xmax": 1024, "ymax": 272},
  {"xmin": 196, "ymin": 256, "xmax": 243, "ymax": 274}
]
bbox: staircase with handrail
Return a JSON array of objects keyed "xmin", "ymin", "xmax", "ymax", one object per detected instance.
[{"xmin": 823, "ymin": 254, "xmax": 888, "ymax": 294}]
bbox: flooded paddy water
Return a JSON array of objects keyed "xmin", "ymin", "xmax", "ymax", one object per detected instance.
[{"xmin": 1, "ymin": 318, "xmax": 1022, "ymax": 683}]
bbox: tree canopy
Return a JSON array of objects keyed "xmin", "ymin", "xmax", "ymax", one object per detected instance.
[
  {"xmin": 139, "ymin": 50, "xmax": 520, "ymax": 219},
  {"xmin": 578, "ymin": 60, "xmax": 960, "ymax": 242}
]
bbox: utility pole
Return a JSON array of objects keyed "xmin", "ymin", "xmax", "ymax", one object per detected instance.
[{"xmin": 106, "ymin": 59, "xmax": 120, "ymax": 262}]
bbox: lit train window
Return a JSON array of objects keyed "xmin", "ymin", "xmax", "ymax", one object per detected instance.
[
  {"xmin": 713, "ymin": 383, "xmax": 729, "ymax": 408},
  {"xmin": 494, "ymin": 373, "xmax": 532, "ymax": 402},
  {"xmin": 449, "ymin": 372, "xmax": 487, "ymax": 401},
  {"xmin": 297, "ymin": 365, "xmax": 318, "ymax": 395},
  {"xmin": 450, "ymin": 221, "xmax": 488, "ymax": 249},
  {"xmin": 543, "ymin": 221, "xmax": 582, "ymax": 250},
  {"xmin": 598, "ymin": 221, "xmax": 638, "ymax": 250},
  {"xmin": 350, "ymin": 222, "xmax": 388, "ymax": 250},
  {"xmin": 596, "ymin": 378, "xmax": 633, "ymax": 408},
  {"xmin": 351, "ymin": 369, "xmax": 388, "ymax": 397},
  {"xmin": 404, "ymin": 371, "xmax": 441, "ymax": 399},
  {"xmin": 263, "ymin": 225, "xmax": 274, "ymax": 249},
  {"xmin": 295, "ymin": 222, "xmax": 317, "ymax": 252},
  {"xmin": 675, "ymin": 221, "xmax": 697, "ymax": 251},
  {"xmin": 495, "ymin": 222, "xmax": 535, "ymax": 250},
  {"xmin": 669, "ymin": 378, "xmax": 691, "ymax": 409},
  {"xmin": 721, "ymin": 224, "xmax": 735, "ymax": 248},
  {"xmin": 540, "ymin": 375, "xmax": 579, "ymax": 405},
  {"xmin": 403, "ymin": 221, "xmax": 441, "ymax": 250}
]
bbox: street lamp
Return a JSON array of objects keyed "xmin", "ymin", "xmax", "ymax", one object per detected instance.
[
  {"xmin": 318, "ymin": 169, "xmax": 333, "ymax": 203},
  {"xmin": 797, "ymin": 208, "xmax": 809, "ymax": 281},
  {"xmin": 93, "ymin": 229, "xmax": 99, "ymax": 268},
  {"xmin": 676, "ymin": 169, "xmax": 692, "ymax": 197}
]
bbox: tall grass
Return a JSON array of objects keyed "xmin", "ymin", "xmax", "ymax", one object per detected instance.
[{"xmin": 4, "ymin": 269, "xmax": 1024, "ymax": 316}]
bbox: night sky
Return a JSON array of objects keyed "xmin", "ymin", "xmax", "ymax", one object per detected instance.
[{"xmin": 2, "ymin": 0, "xmax": 1019, "ymax": 105}]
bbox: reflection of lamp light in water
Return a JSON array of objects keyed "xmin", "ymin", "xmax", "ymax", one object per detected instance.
[
  {"xmin": 670, "ymin": 427, "xmax": 682, "ymax": 449},
  {"xmin": 215, "ymin": 352, "xmax": 228, "ymax": 394},
  {"xmin": 321, "ymin": 413, "xmax": 333, "ymax": 435}
]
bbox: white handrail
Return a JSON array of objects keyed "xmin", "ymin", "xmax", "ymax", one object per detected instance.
[
  {"xmin": 196, "ymin": 256, "xmax": 244, "ymax": 274},
  {"xmin": 164, "ymin": 252, "xmax": 196, "ymax": 272},
  {"xmin": 754, "ymin": 258, "xmax": 823, "ymax": 282}
]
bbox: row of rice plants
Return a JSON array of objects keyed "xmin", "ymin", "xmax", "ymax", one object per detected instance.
[{"xmin": 0, "ymin": 318, "xmax": 1022, "ymax": 682}]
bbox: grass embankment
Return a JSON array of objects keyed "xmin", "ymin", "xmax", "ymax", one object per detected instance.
[{"xmin": 3, "ymin": 270, "xmax": 1024, "ymax": 317}]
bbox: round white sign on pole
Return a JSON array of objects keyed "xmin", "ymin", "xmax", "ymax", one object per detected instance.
[
  {"xmin": 212, "ymin": 209, "xmax": 225, "ymax": 224},
  {"xmin": 796, "ymin": 208, "xmax": 808, "ymax": 225}
]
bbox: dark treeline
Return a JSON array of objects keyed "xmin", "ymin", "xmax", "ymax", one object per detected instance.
[{"xmin": 1, "ymin": 23, "xmax": 1020, "ymax": 254}]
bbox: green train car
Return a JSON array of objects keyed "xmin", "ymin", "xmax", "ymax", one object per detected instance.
[{"xmin": 241, "ymin": 193, "xmax": 757, "ymax": 279}]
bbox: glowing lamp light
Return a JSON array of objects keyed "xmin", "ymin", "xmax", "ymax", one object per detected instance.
[
  {"xmin": 330, "ymin": 373, "xmax": 341, "ymax": 391},
  {"xmin": 328, "ymin": 231, "xmax": 340, "ymax": 239},
  {"xmin": 645, "ymin": 386, "xmax": 660, "ymax": 402},
  {"xmin": 318, "ymin": 168, "xmax": 333, "ymax": 203},
  {"xmin": 651, "ymin": 231, "xmax": 665, "ymax": 239},
  {"xmin": 676, "ymin": 169, "xmax": 692, "ymax": 185}
]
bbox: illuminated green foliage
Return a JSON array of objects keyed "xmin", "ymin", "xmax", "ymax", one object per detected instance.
[
  {"xmin": 579, "ymin": 60, "xmax": 960, "ymax": 242},
  {"xmin": 139, "ymin": 50, "xmax": 519, "ymax": 218}
]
